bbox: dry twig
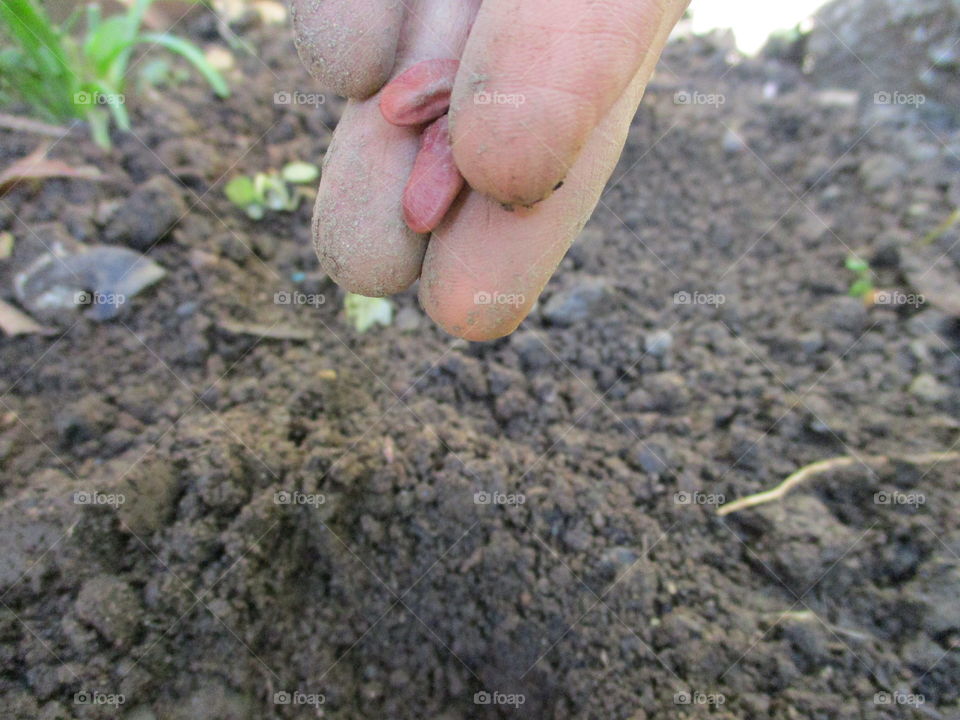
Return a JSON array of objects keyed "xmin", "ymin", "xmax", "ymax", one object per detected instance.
[{"xmin": 717, "ymin": 452, "xmax": 960, "ymax": 517}]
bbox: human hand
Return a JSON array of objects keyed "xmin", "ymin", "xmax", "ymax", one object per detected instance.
[{"xmin": 291, "ymin": 0, "xmax": 688, "ymax": 340}]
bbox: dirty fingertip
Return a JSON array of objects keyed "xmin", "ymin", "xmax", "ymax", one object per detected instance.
[
  {"xmin": 313, "ymin": 100, "xmax": 427, "ymax": 296},
  {"xmin": 419, "ymin": 278, "xmax": 530, "ymax": 341},
  {"xmin": 291, "ymin": 0, "xmax": 404, "ymax": 98}
]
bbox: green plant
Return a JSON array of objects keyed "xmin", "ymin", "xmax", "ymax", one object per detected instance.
[
  {"xmin": 224, "ymin": 162, "xmax": 320, "ymax": 220},
  {"xmin": 136, "ymin": 57, "xmax": 189, "ymax": 94},
  {"xmin": 845, "ymin": 255, "xmax": 874, "ymax": 301},
  {"xmin": 344, "ymin": 293, "xmax": 393, "ymax": 333},
  {"xmin": 0, "ymin": 0, "xmax": 229, "ymax": 148}
]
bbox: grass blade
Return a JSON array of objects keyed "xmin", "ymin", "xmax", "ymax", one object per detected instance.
[
  {"xmin": 0, "ymin": 0, "xmax": 78, "ymax": 119},
  {"xmin": 137, "ymin": 33, "xmax": 229, "ymax": 98}
]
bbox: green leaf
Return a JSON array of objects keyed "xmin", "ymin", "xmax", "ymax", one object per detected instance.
[
  {"xmin": 136, "ymin": 33, "xmax": 230, "ymax": 98},
  {"xmin": 84, "ymin": 4, "xmax": 101, "ymax": 34},
  {"xmin": 254, "ymin": 173, "xmax": 292, "ymax": 211},
  {"xmin": 85, "ymin": 107, "xmax": 112, "ymax": 149},
  {"xmin": 0, "ymin": 0, "xmax": 78, "ymax": 118},
  {"xmin": 844, "ymin": 256, "xmax": 869, "ymax": 274},
  {"xmin": 87, "ymin": 79, "xmax": 129, "ymax": 130},
  {"xmin": 848, "ymin": 278, "xmax": 873, "ymax": 299},
  {"xmin": 0, "ymin": 0, "xmax": 69, "ymax": 72},
  {"xmin": 344, "ymin": 293, "xmax": 394, "ymax": 333},
  {"xmin": 264, "ymin": 187, "xmax": 290, "ymax": 211},
  {"xmin": 125, "ymin": 0, "xmax": 154, "ymax": 40},
  {"xmin": 281, "ymin": 161, "xmax": 319, "ymax": 184},
  {"xmin": 84, "ymin": 16, "xmax": 133, "ymax": 76},
  {"xmin": 225, "ymin": 176, "xmax": 257, "ymax": 207},
  {"xmin": 109, "ymin": 0, "xmax": 154, "ymax": 82},
  {"xmin": 59, "ymin": 5, "xmax": 84, "ymax": 34}
]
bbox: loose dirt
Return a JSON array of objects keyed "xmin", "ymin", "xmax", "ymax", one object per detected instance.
[{"xmin": 1, "ymin": 18, "xmax": 958, "ymax": 720}]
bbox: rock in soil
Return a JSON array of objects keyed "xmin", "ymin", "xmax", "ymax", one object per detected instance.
[
  {"xmin": 74, "ymin": 575, "xmax": 142, "ymax": 649},
  {"xmin": 104, "ymin": 175, "xmax": 188, "ymax": 251},
  {"xmin": 542, "ymin": 276, "xmax": 615, "ymax": 326}
]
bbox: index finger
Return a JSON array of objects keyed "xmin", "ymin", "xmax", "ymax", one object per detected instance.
[{"xmin": 291, "ymin": 0, "xmax": 405, "ymax": 98}]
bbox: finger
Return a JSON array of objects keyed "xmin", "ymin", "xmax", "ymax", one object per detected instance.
[
  {"xmin": 419, "ymin": 9, "xmax": 678, "ymax": 341},
  {"xmin": 312, "ymin": 0, "xmax": 481, "ymax": 295},
  {"xmin": 313, "ymin": 98, "xmax": 425, "ymax": 296},
  {"xmin": 449, "ymin": 0, "xmax": 685, "ymax": 207},
  {"xmin": 291, "ymin": 0, "xmax": 404, "ymax": 98}
]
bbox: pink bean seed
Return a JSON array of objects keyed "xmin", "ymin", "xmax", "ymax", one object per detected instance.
[
  {"xmin": 402, "ymin": 114, "xmax": 464, "ymax": 234},
  {"xmin": 379, "ymin": 58, "xmax": 460, "ymax": 127}
]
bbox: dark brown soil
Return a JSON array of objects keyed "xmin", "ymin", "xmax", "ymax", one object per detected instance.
[{"xmin": 1, "ymin": 15, "xmax": 959, "ymax": 720}]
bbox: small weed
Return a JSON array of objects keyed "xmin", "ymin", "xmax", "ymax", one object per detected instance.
[
  {"xmin": 0, "ymin": 0, "xmax": 229, "ymax": 148},
  {"xmin": 224, "ymin": 162, "xmax": 320, "ymax": 220},
  {"xmin": 845, "ymin": 255, "xmax": 874, "ymax": 302},
  {"xmin": 343, "ymin": 293, "xmax": 393, "ymax": 333}
]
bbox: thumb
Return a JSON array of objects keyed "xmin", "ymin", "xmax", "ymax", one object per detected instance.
[{"xmin": 449, "ymin": 0, "xmax": 686, "ymax": 207}]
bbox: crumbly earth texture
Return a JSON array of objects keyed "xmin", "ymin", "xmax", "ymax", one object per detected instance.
[{"xmin": 1, "ymin": 17, "xmax": 959, "ymax": 720}]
